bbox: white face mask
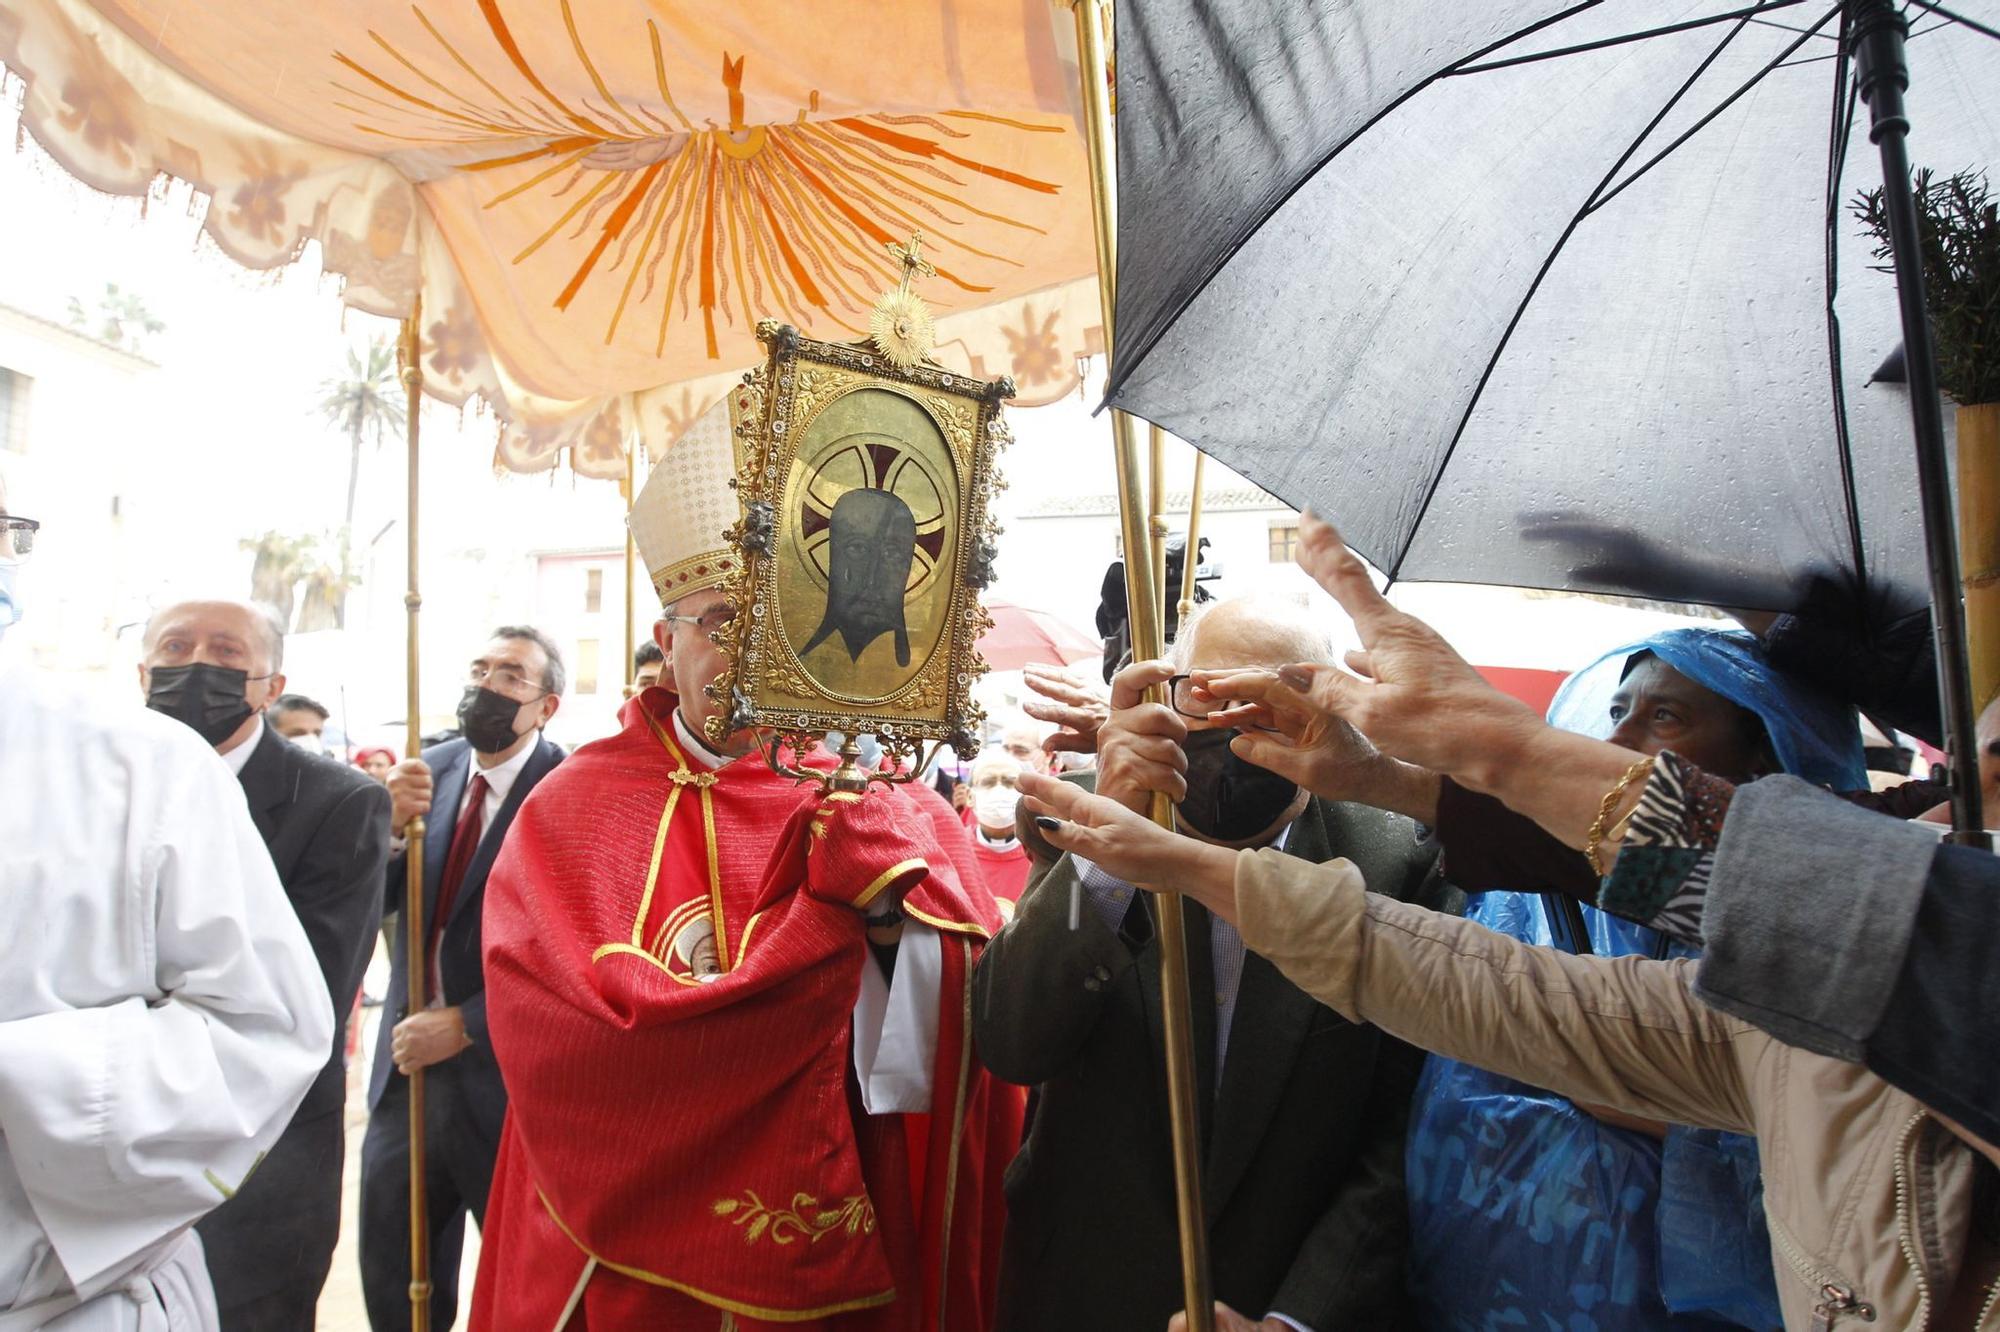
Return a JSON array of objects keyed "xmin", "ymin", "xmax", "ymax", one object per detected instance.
[
  {"xmin": 286, "ymin": 732, "xmax": 326, "ymax": 755},
  {"xmin": 972, "ymin": 783, "xmax": 1021, "ymax": 831}
]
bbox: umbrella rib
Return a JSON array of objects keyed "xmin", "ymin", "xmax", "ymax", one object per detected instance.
[
  {"xmin": 1101, "ymin": 0, "xmax": 1608, "ymax": 408},
  {"xmin": 1389, "ymin": 11, "xmax": 1766, "ymax": 581},
  {"xmin": 1902, "ymin": 0, "xmax": 2000, "ymax": 40},
  {"xmin": 1447, "ymin": 1, "xmax": 1810, "ymax": 75},
  {"xmin": 1582, "ymin": 4, "xmax": 1843, "ymax": 219},
  {"xmin": 1820, "ymin": 8, "xmax": 1872, "ymax": 593}
]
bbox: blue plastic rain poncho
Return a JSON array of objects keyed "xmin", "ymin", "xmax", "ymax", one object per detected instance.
[{"xmin": 1405, "ymin": 628, "xmax": 1862, "ymax": 1332}]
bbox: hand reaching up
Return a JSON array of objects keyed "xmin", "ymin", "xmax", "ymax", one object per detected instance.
[
  {"xmin": 1022, "ymin": 662, "xmax": 1112, "ymax": 756},
  {"xmin": 1278, "ymin": 511, "xmax": 1543, "ymax": 793}
]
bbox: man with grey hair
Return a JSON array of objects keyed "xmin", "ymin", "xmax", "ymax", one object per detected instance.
[
  {"xmin": 973, "ymin": 595, "xmax": 1443, "ymax": 1332},
  {"xmin": 0, "ymin": 481, "xmax": 331, "ymax": 1329},
  {"xmin": 139, "ymin": 598, "xmax": 392, "ymax": 1328}
]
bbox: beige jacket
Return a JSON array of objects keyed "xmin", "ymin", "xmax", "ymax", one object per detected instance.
[{"xmin": 1235, "ymin": 849, "xmax": 1996, "ymax": 1332}]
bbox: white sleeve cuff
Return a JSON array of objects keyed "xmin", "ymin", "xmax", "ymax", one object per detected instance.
[{"xmin": 851, "ymin": 923, "xmax": 941, "ymax": 1113}]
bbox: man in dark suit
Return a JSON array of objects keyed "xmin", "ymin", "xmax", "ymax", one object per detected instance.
[
  {"xmin": 973, "ymin": 597, "xmax": 1443, "ymax": 1332},
  {"xmin": 360, "ymin": 625, "xmax": 566, "ymax": 1332},
  {"xmin": 139, "ymin": 599, "xmax": 391, "ymax": 1329}
]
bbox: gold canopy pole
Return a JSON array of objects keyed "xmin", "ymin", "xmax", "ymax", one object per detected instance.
[
  {"xmin": 397, "ymin": 299, "xmax": 433, "ymax": 1332},
  {"xmin": 1070, "ymin": 3, "xmax": 1214, "ymax": 1328},
  {"xmin": 1149, "ymin": 423, "xmax": 1169, "ymax": 592},
  {"xmin": 624, "ymin": 440, "xmax": 639, "ymax": 689},
  {"xmin": 1961, "ymin": 405, "xmax": 1999, "ymax": 716},
  {"xmin": 1178, "ymin": 451, "xmax": 1208, "ymax": 624}
]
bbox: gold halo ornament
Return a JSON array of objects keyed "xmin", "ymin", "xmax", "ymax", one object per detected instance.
[{"xmin": 869, "ymin": 289, "xmax": 936, "ymax": 373}]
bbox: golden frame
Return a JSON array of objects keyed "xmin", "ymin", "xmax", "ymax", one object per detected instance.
[{"xmin": 705, "ymin": 317, "xmax": 1011, "ymax": 782}]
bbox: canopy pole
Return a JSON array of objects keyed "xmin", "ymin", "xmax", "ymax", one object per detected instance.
[
  {"xmin": 1069, "ymin": 3, "xmax": 1215, "ymax": 1327},
  {"xmin": 1849, "ymin": 0, "xmax": 1990, "ymax": 847},
  {"xmin": 1959, "ymin": 404, "xmax": 1999, "ymax": 719},
  {"xmin": 1149, "ymin": 422, "xmax": 1169, "ymax": 597},
  {"xmin": 1178, "ymin": 451, "xmax": 1208, "ymax": 625},
  {"xmin": 397, "ymin": 299, "xmax": 434, "ymax": 1332},
  {"xmin": 624, "ymin": 439, "xmax": 639, "ymax": 689}
]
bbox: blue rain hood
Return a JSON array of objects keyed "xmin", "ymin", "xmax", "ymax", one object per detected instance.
[{"xmin": 1547, "ymin": 627, "xmax": 1866, "ymax": 790}]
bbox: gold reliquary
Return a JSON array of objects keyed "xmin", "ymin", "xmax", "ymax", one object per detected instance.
[{"xmin": 705, "ymin": 236, "xmax": 1012, "ymax": 786}]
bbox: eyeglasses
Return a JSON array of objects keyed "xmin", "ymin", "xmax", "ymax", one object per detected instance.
[
  {"xmin": 0, "ymin": 515, "xmax": 38, "ymax": 562},
  {"xmin": 1165, "ymin": 674, "xmax": 1215, "ymax": 719},
  {"xmin": 663, "ymin": 604, "xmax": 737, "ymax": 636},
  {"xmin": 467, "ymin": 662, "xmax": 547, "ymax": 696},
  {"xmin": 1166, "ymin": 672, "xmax": 1285, "ymax": 731}
]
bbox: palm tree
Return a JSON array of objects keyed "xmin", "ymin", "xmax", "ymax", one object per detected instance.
[
  {"xmin": 65, "ymin": 282, "xmax": 166, "ymax": 354},
  {"xmin": 317, "ymin": 339, "xmax": 406, "ymax": 627},
  {"xmin": 240, "ymin": 531, "xmax": 317, "ymax": 627}
]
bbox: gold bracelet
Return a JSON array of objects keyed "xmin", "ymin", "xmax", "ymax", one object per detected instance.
[{"xmin": 1585, "ymin": 756, "xmax": 1656, "ymax": 876}]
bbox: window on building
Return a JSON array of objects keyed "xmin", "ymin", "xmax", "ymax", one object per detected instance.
[
  {"xmin": 584, "ymin": 567, "xmax": 604, "ymax": 614},
  {"xmin": 0, "ymin": 368, "xmax": 29, "ymax": 455},
  {"xmin": 575, "ymin": 638, "xmax": 600, "ymax": 695},
  {"xmin": 1268, "ymin": 522, "xmax": 1300, "ymax": 563}
]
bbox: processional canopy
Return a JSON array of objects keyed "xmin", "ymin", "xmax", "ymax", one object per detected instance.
[{"xmin": 685, "ymin": 234, "xmax": 1012, "ymax": 786}]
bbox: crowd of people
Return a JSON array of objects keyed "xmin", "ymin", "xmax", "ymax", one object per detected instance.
[{"xmin": 3, "ymin": 442, "xmax": 1999, "ymax": 1332}]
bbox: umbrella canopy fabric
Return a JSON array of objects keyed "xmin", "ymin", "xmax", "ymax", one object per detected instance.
[
  {"xmin": 1105, "ymin": 0, "xmax": 2000, "ymax": 621},
  {"xmin": 0, "ymin": 0, "xmax": 1103, "ymax": 476},
  {"xmin": 977, "ymin": 599, "xmax": 1102, "ymax": 670}
]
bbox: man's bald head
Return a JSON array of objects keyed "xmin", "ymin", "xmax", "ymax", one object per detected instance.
[
  {"xmin": 143, "ymin": 599, "xmax": 287, "ymax": 674},
  {"xmin": 1174, "ymin": 595, "xmax": 1333, "ymax": 673}
]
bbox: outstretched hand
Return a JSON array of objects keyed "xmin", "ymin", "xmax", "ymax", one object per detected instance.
[
  {"xmin": 1269, "ymin": 512, "xmax": 1544, "ymax": 793},
  {"xmin": 1016, "ymin": 772, "xmax": 1240, "ymax": 922},
  {"xmin": 1190, "ymin": 667, "xmax": 1440, "ymax": 819},
  {"xmin": 1022, "ymin": 662, "xmax": 1111, "ymax": 756}
]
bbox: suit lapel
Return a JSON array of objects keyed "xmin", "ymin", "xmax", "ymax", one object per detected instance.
[
  {"xmin": 451, "ymin": 736, "xmax": 556, "ymax": 927},
  {"xmin": 1202, "ymin": 803, "xmax": 1335, "ymax": 1222},
  {"xmin": 234, "ymin": 726, "xmax": 294, "ymax": 847},
  {"xmin": 1134, "ymin": 894, "xmax": 1220, "ymax": 1173},
  {"xmin": 1185, "ymin": 899, "xmax": 1218, "ymax": 1153},
  {"xmin": 424, "ymin": 746, "xmax": 469, "ymax": 924}
]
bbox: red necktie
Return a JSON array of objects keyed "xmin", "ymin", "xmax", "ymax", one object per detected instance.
[{"xmin": 427, "ymin": 773, "xmax": 488, "ymax": 1003}]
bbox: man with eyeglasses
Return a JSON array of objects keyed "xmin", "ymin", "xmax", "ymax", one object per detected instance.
[
  {"xmin": 360, "ymin": 626, "xmax": 566, "ymax": 1332},
  {"xmin": 0, "ymin": 475, "xmax": 332, "ymax": 1329},
  {"xmin": 972, "ymin": 594, "xmax": 1447, "ymax": 1332}
]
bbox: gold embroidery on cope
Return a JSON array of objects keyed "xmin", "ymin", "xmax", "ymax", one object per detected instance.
[{"xmin": 711, "ymin": 1189, "xmax": 877, "ymax": 1246}]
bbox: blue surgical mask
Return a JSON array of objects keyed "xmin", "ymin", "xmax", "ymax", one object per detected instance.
[{"xmin": 0, "ymin": 564, "xmax": 18, "ymax": 638}]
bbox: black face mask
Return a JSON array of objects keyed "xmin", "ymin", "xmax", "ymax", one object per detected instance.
[
  {"xmin": 146, "ymin": 662, "xmax": 260, "ymax": 747},
  {"xmin": 1176, "ymin": 727, "xmax": 1300, "ymax": 843},
  {"xmin": 457, "ymin": 685, "xmax": 529, "ymax": 755}
]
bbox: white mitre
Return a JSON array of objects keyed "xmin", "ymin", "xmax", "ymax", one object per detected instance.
[{"xmin": 630, "ymin": 395, "xmax": 742, "ymax": 606}]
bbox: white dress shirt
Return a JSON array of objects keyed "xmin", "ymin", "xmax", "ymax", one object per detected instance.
[
  {"xmin": 455, "ymin": 734, "xmax": 538, "ymax": 829},
  {"xmin": 672, "ymin": 711, "xmax": 941, "ymax": 1112},
  {"xmin": 217, "ymin": 716, "xmax": 264, "ymax": 777},
  {"xmin": 0, "ymin": 666, "xmax": 332, "ymax": 1329}
]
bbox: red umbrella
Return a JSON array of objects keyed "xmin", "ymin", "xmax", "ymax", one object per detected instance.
[{"xmin": 979, "ymin": 601, "xmax": 1101, "ymax": 672}]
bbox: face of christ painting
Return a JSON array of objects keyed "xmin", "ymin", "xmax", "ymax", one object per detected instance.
[
  {"xmin": 802, "ymin": 488, "xmax": 919, "ymax": 667},
  {"xmin": 778, "ymin": 386, "xmax": 957, "ymax": 704}
]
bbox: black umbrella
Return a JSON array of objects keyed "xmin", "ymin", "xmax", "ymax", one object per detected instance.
[{"xmin": 1106, "ymin": 0, "xmax": 1996, "ymax": 839}]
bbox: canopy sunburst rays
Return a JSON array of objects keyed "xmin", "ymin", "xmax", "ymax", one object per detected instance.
[{"xmin": 0, "ymin": 0, "xmax": 1102, "ymax": 476}]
